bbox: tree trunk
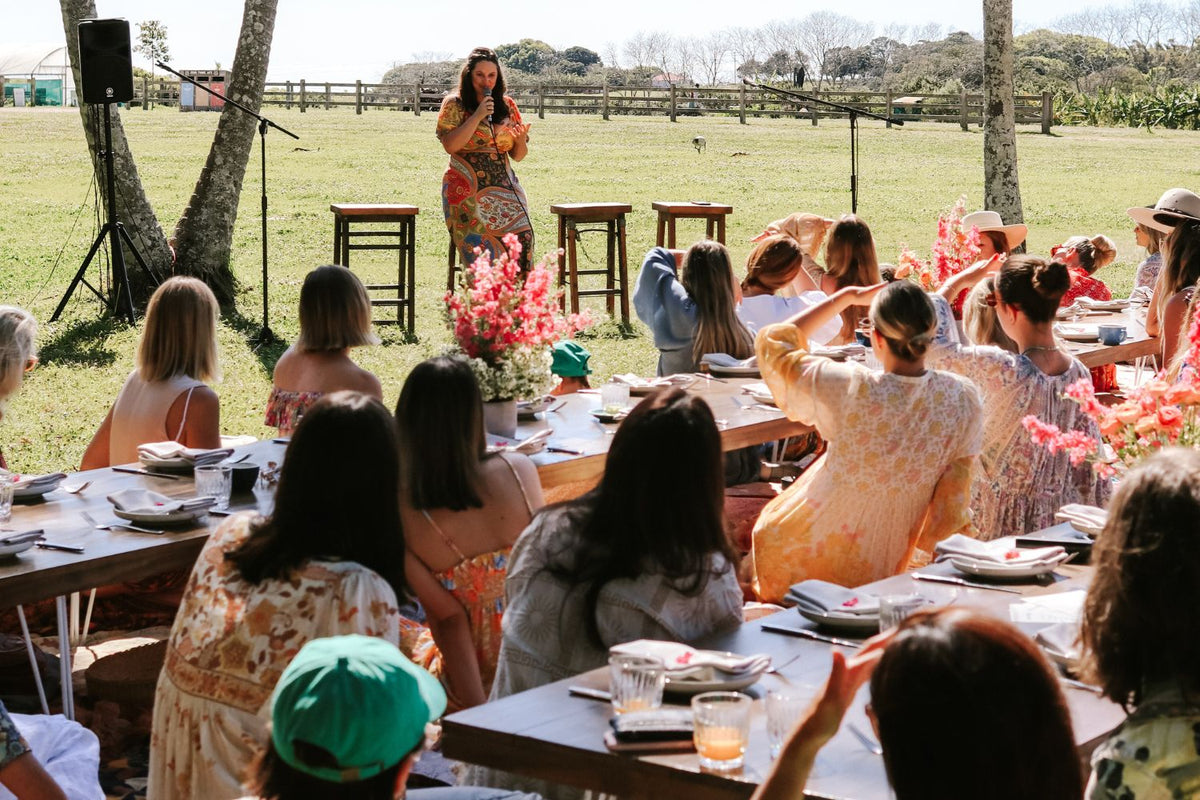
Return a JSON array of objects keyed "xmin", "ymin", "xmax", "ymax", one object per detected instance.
[
  {"xmin": 982, "ymin": 0, "xmax": 1024, "ymax": 236},
  {"xmin": 171, "ymin": 0, "xmax": 278, "ymax": 305},
  {"xmin": 60, "ymin": 0, "xmax": 173, "ymax": 308}
]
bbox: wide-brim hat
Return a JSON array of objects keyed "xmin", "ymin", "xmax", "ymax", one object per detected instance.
[
  {"xmin": 1128, "ymin": 188, "xmax": 1200, "ymax": 233},
  {"xmin": 961, "ymin": 210, "xmax": 1028, "ymax": 252}
]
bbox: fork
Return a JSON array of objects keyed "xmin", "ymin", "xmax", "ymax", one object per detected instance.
[
  {"xmin": 61, "ymin": 480, "xmax": 93, "ymax": 495},
  {"xmin": 80, "ymin": 510, "xmax": 164, "ymax": 535}
]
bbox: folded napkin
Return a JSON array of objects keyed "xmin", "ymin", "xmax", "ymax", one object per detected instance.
[
  {"xmin": 0, "ymin": 531, "xmax": 44, "ymax": 547},
  {"xmin": 1054, "ymin": 504, "xmax": 1107, "ymax": 536},
  {"xmin": 517, "ymin": 395, "xmax": 555, "ymax": 412},
  {"xmin": 1034, "ymin": 621, "xmax": 1081, "ymax": 665},
  {"xmin": 137, "ymin": 441, "xmax": 234, "ymax": 465},
  {"xmin": 700, "ymin": 353, "xmax": 757, "ymax": 369},
  {"xmin": 486, "ymin": 428, "xmax": 553, "ymax": 455},
  {"xmin": 785, "ymin": 579, "xmax": 880, "ymax": 616},
  {"xmin": 609, "ymin": 640, "xmax": 771, "ymax": 675},
  {"xmin": 935, "ymin": 534, "xmax": 1065, "ymax": 566},
  {"xmin": 1078, "ymin": 296, "xmax": 1129, "ymax": 310},
  {"xmin": 107, "ymin": 488, "xmax": 214, "ymax": 515},
  {"xmin": 742, "ymin": 382, "xmax": 770, "ymax": 396},
  {"xmin": 611, "ymin": 374, "xmax": 695, "ymax": 390},
  {"xmin": 0, "ymin": 471, "xmax": 68, "ymax": 490}
]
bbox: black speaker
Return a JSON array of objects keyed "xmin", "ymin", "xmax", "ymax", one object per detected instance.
[{"xmin": 78, "ymin": 19, "xmax": 134, "ymax": 104}]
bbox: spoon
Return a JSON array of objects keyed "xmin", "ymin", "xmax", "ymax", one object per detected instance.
[{"xmin": 61, "ymin": 480, "xmax": 93, "ymax": 495}]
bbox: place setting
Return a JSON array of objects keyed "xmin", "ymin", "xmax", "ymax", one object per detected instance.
[
  {"xmin": 0, "ymin": 470, "xmax": 69, "ymax": 503},
  {"xmin": 609, "ymin": 373, "xmax": 697, "ymax": 395},
  {"xmin": 699, "ymin": 353, "xmax": 761, "ymax": 378},
  {"xmin": 932, "ymin": 533, "xmax": 1073, "ymax": 582},
  {"xmin": 90, "ymin": 488, "xmax": 220, "ymax": 534}
]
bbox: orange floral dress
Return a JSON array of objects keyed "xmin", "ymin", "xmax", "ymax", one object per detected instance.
[
  {"xmin": 750, "ymin": 324, "xmax": 984, "ymax": 602},
  {"xmin": 147, "ymin": 514, "xmax": 401, "ymax": 800},
  {"xmin": 436, "ymin": 95, "xmax": 532, "ymax": 268}
]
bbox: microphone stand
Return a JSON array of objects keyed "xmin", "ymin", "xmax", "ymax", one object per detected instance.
[
  {"xmin": 157, "ymin": 60, "xmax": 299, "ymax": 347},
  {"xmin": 744, "ymin": 80, "xmax": 901, "ymax": 214}
]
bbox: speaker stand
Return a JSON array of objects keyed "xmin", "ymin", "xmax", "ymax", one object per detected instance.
[{"xmin": 53, "ymin": 102, "xmax": 161, "ymax": 324}]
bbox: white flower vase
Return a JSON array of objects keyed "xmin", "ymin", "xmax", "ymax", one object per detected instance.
[{"xmin": 483, "ymin": 399, "xmax": 518, "ymax": 439}]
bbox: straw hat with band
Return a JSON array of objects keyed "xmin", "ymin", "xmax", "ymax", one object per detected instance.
[
  {"xmin": 1127, "ymin": 188, "xmax": 1200, "ymax": 234},
  {"xmin": 961, "ymin": 211, "xmax": 1028, "ymax": 252},
  {"xmin": 270, "ymin": 635, "xmax": 447, "ymax": 784}
]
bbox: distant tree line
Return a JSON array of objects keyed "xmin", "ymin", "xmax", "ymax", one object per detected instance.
[{"xmin": 382, "ymin": 1, "xmax": 1200, "ymax": 99}]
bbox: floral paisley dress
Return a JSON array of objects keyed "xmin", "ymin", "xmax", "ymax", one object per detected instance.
[{"xmin": 437, "ymin": 95, "xmax": 532, "ymax": 268}]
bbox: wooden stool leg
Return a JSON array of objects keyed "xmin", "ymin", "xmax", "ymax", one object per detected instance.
[
  {"xmin": 567, "ymin": 221, "xmax": 581, "ymax": 315},
  {"xmin": 406, "ymin": 219, "xmax": 416, "ymax": 331},
  {"xmin": 341, "ymin": 219, "xmax": 350, "ymax": 268},
  {"xmin": 717, "ymin": 216, "xmax": 726, "ymax": 244},
  {"xmin": 333, "ymin": 216, "xmax": 341, "ymax": 264},
  {"xmin": 447, "ymin": 238, "xmax": 457, "ymax": 291},
  {"xmin": 557, "ymin": 215, "xmax": 568, "ymax": 311},
  {"xmin": 667, "ymin": 216, "xmax": 677, "ymax": 249},
  {"xmin": 606, "ymin": 219, "xmax": 616, "ymax": 316},
  {"xmin": 656, "ymin": 212, "xmax": 666, "ymax": 248},
  {"xmin": 706, "ymin": 217, "xmax": 715, "ymax": 240},
  {"xmin": 617, "ymin": 214, "xmax": 630, "ymax": 324}
]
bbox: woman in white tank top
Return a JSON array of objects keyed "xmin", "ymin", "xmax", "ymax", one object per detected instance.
[{"xmin": 81, "ymin": 278, "xmax": 222, "ymax": 469}]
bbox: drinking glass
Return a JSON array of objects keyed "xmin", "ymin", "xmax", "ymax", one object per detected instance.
[
  {"xmin": 692, "ymin": 691, "xmax": 752, "ymax": 771},
  {"xmin": 194, "ymin": 465, "xmax": 233, "ymax": 510},
  {"xmin": 766, "ymin": 686, "xmax": 817, "ymax": 759},
  {"xmin": 0, "ymin": 478, "xmax": 13, "ymax": 525},
  {"xmin": 599, "ymin": 382, "xmax": 631, "ymax": 415},
  {"xmin": 608, "ymin": 655, "xmax": 664, "ymax": 715},
  {"xmin": 879, "ymin": 594, "xmax": 927, "ymax": 631}
]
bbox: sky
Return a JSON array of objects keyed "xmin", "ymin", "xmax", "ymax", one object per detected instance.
[{"xmin": 6, "ymin": 0, "xmax": 1090, "ymax": 83}]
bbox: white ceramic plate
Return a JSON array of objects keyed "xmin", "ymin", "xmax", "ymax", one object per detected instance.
[
  {"xmin": 663, "ymin": 666, "xmax": 766, "ymax": 696},
  {"xmin": 629, "ymin": 375, "xmax": 697, "ymax": 396},
  {"xmin": 707, "ymin": 364, "xmax": 761, "ymax": 378},
  {"xmin": 0, "ymin": 539, "xmax": 38, "ymax": 558},
  {"xmin": 113, "ymin": 507, "xmax": 207, "ymax": 525},
  {"xmin": 749, "ymin": 391, "xmax": 777, "ymax": 406},
  {"xmin": 797, "ymin": 605, "xmax": 881, "ymax": 632},
  {"xmin": 138, "ymin": 456, "xmax": 195, "ymax": 472},
  {"xmin": 949, "ymin": 552, "xmax": 1071, "ymax": 579},
  {"xmin": 12, "ymin": 477, "xmax": 65, "ymax": 499},
  {"xmin": 1055, "ymin": 325, "xmax": 1100, "ymax": 343},
  {"xmin": 517, "ymin": 396, "xmax": 557, "ymax": 419},
  {"xmin": 590, "ymin": 409, "xmax": 629, "ymax": 423}
]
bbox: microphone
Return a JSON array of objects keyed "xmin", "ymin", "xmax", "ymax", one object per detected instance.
[{"xmin": 482, "ymin": 85, "xmax": 492, "ymax": 124}]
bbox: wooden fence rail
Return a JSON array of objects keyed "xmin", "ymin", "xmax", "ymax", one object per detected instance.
[{"xmin": 131, "ymin": 80, "xmax": 1055, "ymax": 133}]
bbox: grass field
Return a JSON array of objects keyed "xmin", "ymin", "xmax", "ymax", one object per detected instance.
[{"xmin": 1, "ymin": 106, "xmax": 1198, "ymax": 473}]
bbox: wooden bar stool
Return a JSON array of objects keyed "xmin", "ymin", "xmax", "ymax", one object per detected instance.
[
  {"xmin": 652, "ymin": 201, "xmax": 733, "ymax": 247},
  {"xmin": 550, "ymin": 203, "xmax": 632, "ymax": 323},
  {"xmin": 446, "ymin": 238, "xmax": 467, "ymax": 290},
  {"xmin": 330, "ymin": 203, "xmax": 418, "ymax": 330}
]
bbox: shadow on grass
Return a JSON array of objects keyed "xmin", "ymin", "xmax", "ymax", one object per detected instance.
[
  {"xmin": 39, "ymin": 316, "xmax": 123, "ymax": 368},
  {"xmin": 577, "ymin": 317, "xmax": 642, "ymax": 341},
  {"xmin": 1020, "ymin": 130, "xmax": 1063, "ymax": 138},
  {"xmin": 377, "ymin": 326, "xmax": 420, "ymax": 346},
  {"xmin": 221, "ymin": 307, "xmax": 288, "ymax": 374}
]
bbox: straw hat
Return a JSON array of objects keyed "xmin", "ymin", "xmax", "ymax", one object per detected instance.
[
  {"xmin": 961, "ymin": 211, "xmax": 1028, "ymax": 251},
  {"xmin": 1127, "ymin": 188, "xmax": 1200, "ymax": 233}
]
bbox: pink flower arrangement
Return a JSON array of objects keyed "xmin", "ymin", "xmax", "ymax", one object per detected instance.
[
  {"xmin": 1022, "ymin": 307, "xmax": 1200, "ymax": 477},
  {"xmin": 445, "ymin": 234, "xmax": 590, "ymax": 400},
  {"xmin": 894, "ymin": 196, "xmax": 982, "ymax": 314}
]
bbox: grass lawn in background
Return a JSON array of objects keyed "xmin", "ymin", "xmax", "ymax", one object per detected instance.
[{"xmin": 2, "ymin": 105, "xmax": 1198, "ymax": 473}]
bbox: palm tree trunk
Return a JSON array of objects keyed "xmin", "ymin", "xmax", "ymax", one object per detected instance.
[
  {"xmin": 171, "ymin": 0, "xmax": 279, "ymax": 306},
  {"xmin": 60, "ymin": 0, "xmax": 173, "ymax": 309},
  {"xmin": 982, "ymin": 0, "xmax": 1025, "ymax": 234}
]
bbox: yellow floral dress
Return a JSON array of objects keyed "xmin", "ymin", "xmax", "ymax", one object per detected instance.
[
  {"xmin": 148, "ymin": 514, "xmax": 401, "ymax": 800},
  {"xmin": 436, "ymin": 95, "xmax": 532, "ymax": 268},
  {"xmin": 751, "ymin": 324, "xmax": 984, "ymax": 602}
]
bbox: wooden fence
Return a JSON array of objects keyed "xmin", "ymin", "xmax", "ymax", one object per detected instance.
[{"xmin": 132, "ymin": 79, "xmax": 1055, "ymax": 133}]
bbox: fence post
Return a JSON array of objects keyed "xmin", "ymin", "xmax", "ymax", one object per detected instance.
[
  {"xmin": 885, "ymin": 91, "xmax": 892, "ymax": 128},
  {"xmin": 602, "ymin": 83, "xmax": 609, "ymax": 120},
  {"xmin": 29, "ymin": 77, "xmax": 36, "ymax": 107},
  {"xmin": 739, "ymin": 83, "xmax": 746, "ymax": 124},
  {"xmin": 324, "ymin": 82, "xmax": 331, "ymax": 110},
  {"xmin": 286, "ymin": 81, "xmax": 293, "ymax": 110},
  {"xmin": 142, "ymin": 75, "xmax": 149, "ymax": 110},
  {"xmin": 959, "ymin": 90, "xmax": 969, "ymax": 131},
  {"xmin": 1041, "ymin": 91, "xmax": 1052, "ymax": 134},
  {"xmin": 537, "ymin": 84, "xmax": 545, "ymax": 119},
  {"xmin": 413, "ymin": 84, "xmax": 421, "ymax": 116},
  {"xmin": 355, "ymin": 80, "xmax": 362, "ymax": 115},
  {"xmin": 669, "ymin": 83, "xmax": 677, "ymax": 122},
  {"xmin": 300, "ymin": 79, "xmax": 307, "ymax": 112},
  {"xmin": 811, "ymin": 89, "xmax": 819, "ymax": 126}
]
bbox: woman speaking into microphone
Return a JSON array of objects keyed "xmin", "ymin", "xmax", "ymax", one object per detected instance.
[{"xmin": 437, "ymin": 46, "xmax": 533, "ymax": 269}]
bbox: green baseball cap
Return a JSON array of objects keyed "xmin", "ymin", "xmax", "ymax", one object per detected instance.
[
  {"xmin": 552, "ymin": 340, "xmax": 592, "ymax": 377},
  {"xmin": 270, "ymin": 635, "xmax": 447, "ymax": 784}
]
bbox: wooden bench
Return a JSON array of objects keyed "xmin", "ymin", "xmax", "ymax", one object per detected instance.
[
  {"xmin": 652, "ymin": 200, "xmax": 733, "ymax": 247},
  {"xmin": 330, "ymin": 203, "xmax": 418, "ymax": 330},
  {"xmin": 550, "ymin": 202, "xmax": 632, "ymax": 323}
]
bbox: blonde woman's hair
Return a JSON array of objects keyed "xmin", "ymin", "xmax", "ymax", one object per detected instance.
[
  {"xmin": 870, "ymin": 280, "xmax": 937, "ymax": 362},
  {"xmin": 1064, "ymin": 234, "xmax": 1117, "ymax": 275},
  {"xmin": 681, "ymin": 241, "xmax": 755, "ymax": 364},
  {"xmin": 824, "ymin": 215, "xmax": 882, "ymax": 336},
  {"xmin": 963, "ymin": 278, "xmax": 1017, "ymax": 352},
  {"xmin": 295, "ymin": 265, "xmax": 379, "ymax": 352},
  {"xmin": 137, "ymin": 277, "xmax": 220, "ymax": 383},
  {"xmin": 1138, "ymin": 223, "xmax": 1162, "ymax": 256},
  {"xmin": 0, "ymin": 307, "xmax": 36, "ymax": 417}
]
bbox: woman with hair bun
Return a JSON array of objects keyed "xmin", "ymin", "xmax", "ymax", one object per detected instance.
[
  {"xmin": 736, "ymin": 234, "xmax": 840, "ymax": 343},
  {"xmin": 750, "ymin": 281, "xmax": 983, "ymax": 601},
  {"xmin": 928, "ymin": 255, "xmax": 1109, "ymax": 539},
  {"xmin": 1057, "ymin": 234, "xmax": 1119, "ymax": 308}
]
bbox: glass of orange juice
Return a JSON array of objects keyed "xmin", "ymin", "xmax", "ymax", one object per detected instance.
[
  {"xmin": 608, "ymin": 655, "xmax": 665, "ymax": 715},
  {"xmin": 692, "ymin": 691, "xmax": 752, "ymax": 770}
]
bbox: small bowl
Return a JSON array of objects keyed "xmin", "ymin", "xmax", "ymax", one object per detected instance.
[{"xmin": 231, "ymin": 463, "xmax": 261, "ymax": 493}]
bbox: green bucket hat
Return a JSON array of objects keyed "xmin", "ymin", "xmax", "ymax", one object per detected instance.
[
  {"xmin": 551, "ymin": 340, "xmax": 592, "ymax": 377},
  {"xmin": 270, "ymin": 635, "xmax": 447, "ymax": 784}
]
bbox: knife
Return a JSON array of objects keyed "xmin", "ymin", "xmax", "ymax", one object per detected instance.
[
  {"xmin": 761, "ymin": 623, "xmax": 863, "ymax": 648},
  {"xmin": 36, "ymin": 542, "xmax": 85, "ymax": 554},
  {"xmin": 911, "ymin": 573, "xmax": 1023, "ymax": 594},
  {"xmin": 112, "ymin": 466, "xmax": 183, "ymax": 481},
  {"xmin": 568, "ymin": 685, "xmax": 612, "ymax": 702}
]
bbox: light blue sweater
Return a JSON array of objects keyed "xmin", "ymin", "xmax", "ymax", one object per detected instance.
[{"xmin": 633, "ymin": 247, "xmax": 699, "ymax": 376}]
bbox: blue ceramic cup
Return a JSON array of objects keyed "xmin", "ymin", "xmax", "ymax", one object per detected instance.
[{"xmin": 1098, "ymin": 324, "xmax": 1128, "ymax": 346}]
